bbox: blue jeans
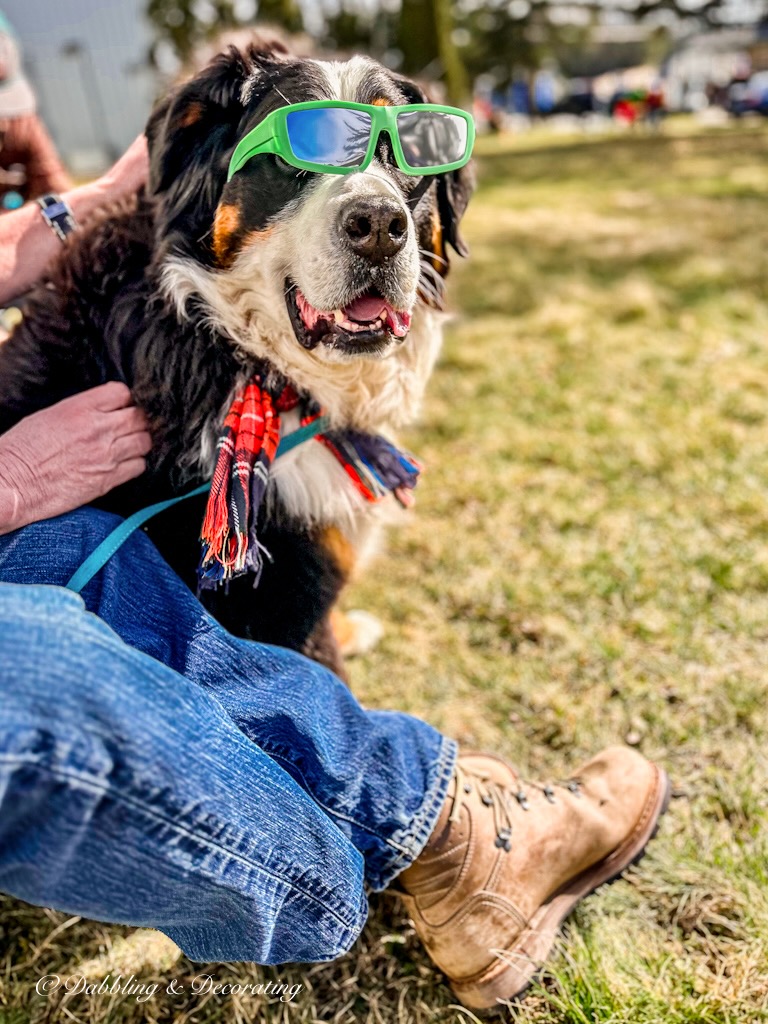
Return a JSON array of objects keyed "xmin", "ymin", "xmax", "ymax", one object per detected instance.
[{"xmin": 0, "ymin": 507, "xmax": 456, "ymax": 964}]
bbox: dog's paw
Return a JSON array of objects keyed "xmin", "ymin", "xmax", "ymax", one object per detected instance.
[
  {"xmin": 331, "ymin": 609, "xmax": 384, "ymax": 657},
  {"xmin": 76, "ymin": 929, "xmax": 181, "ymax": 980}
]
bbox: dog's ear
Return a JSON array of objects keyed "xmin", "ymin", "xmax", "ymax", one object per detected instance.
[
  {"xmin": 392, "ymin": 74, "xmax": 430, "ymax": 106},
  {"xmin": 436, "ymin": 161, "xmax": 475, "ymax": 259},
  {"xmin": 147, "ymin": 48, "xmax": 248, "ymax": 226},
  {"xmin": 146, "ymin": 43, "xmax": 284, "ymax": 236}
]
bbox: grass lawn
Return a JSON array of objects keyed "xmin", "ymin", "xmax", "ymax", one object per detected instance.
[{"xmin": 2, "ymin": 119, "xmax": 768, "ymax": 1024}]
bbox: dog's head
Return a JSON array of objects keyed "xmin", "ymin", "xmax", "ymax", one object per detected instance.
[{"xmin": 146, "ymin": 41, "xmax": 473, "ymax": 410}]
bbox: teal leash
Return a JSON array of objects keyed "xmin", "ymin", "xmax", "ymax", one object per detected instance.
[{"xmin": 65, "ymin": 414, "xmax": 331, "ymax": 595}]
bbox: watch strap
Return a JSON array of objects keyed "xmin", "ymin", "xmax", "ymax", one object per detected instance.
[{"xmin": 37, "ymin": 193, "xmax": 77, "ymax": 242}]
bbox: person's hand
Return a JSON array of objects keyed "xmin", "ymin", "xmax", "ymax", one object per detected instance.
[
  {"xmin": 0, "ymin": 136, "xmax": 149, "ymax": 307},
  {"xmin": 0, "ymin": 382, "xmax": 152, "ymax": 534},
  {"xmin": 97, "ymin": 134, "xmax": 149, "ymax": 198}
]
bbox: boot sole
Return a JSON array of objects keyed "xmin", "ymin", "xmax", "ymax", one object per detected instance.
[{"xmin": 451, "ymin": 765, "xmax": 671, "ymax": 1012}]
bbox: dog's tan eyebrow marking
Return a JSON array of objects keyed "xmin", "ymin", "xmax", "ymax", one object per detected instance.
[
  {"xmin": 212, "ymin": 202, "xmax": 241, "ymax": 265},
  {"xmin": 371, "ymin": 97, "xmax": 391, "ymax": 106},
  {"xmin": 179, "ymin": 101, "xmax": 205, "ymax": 128}
]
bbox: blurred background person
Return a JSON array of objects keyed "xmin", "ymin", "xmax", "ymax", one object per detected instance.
[{"xmin": 0, "ymin": 7, "xmax": 70, "ymax": 211}]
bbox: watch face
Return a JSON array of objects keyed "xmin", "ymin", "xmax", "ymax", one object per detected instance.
[{"xmin": 39, "ymin": 195, "xmax": 75, "ymax": 237}]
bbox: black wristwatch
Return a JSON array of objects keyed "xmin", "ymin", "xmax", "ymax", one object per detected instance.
[{"xmin": 37, "ymin": 193, "xmax": 77, "ymax": 242}]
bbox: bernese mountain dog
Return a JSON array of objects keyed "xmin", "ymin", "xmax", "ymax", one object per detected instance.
[{"xmin": 0, "ymin": 39, "xmax": 474, "ymax": 676}]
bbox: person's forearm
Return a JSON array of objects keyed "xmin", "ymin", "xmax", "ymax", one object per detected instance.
[{"xmin": 0, "ymin": 178, "xmax": 113, "ymax": 305}]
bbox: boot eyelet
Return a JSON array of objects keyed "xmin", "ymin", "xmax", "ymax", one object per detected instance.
[
  {"xmin": 543, "ymin": 785, "xmax": 556, "ymax": 803},
  {"xmin": 567, "ymin": 781, "xmax": 581, "ymax": 798},
  {"xmin": 494, "ymin": 828, "xmax": 512, "ymax": 852},
  {"xmin": 464, "ymin": 783, "xmax": 473, "ymax": 794},
  {"xmin": 515, "ymin": 791, "xmax": 530, "ymax": 810},
  {"xmin": 482, "ymin": 794, "xmax": 493, "ymax": 806}
]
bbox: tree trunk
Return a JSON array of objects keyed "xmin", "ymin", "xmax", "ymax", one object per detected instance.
[{"xmin": 397, "ymin": 0, "xmax": 468, "ymax": 103}]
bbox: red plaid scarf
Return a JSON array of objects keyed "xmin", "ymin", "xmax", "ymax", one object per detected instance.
[
  {"xmin": 200, "ymin": 380, "xmax": 297, "ymax": 586},
  {"xmin": 199, "ymin": 376, "xmax": 421, "ymax": 589}
]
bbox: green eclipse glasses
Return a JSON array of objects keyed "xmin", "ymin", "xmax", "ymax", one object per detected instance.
[{"xmin": 227, "ymin": 100, "xmax": 475, "ymax": 181}]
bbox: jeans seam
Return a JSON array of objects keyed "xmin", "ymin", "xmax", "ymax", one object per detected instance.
[
  {"xmin": 376, "ymin": 735, "xmax": 458, "ymax": 888},
  {"xmin": 0, "ymin": 754, "xmax": 360, "ymax": 932},
  {"xmin": 267, "ymin": 735, "xmax": 458, "ymax": 890},
  {"xmin": 266, "ymin": 750, "xmax": 410, "ymax": 854}
]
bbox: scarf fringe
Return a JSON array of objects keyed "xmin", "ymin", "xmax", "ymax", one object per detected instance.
[
  {"xmin": 316, "ymin": 426, "xmax": 422, "ymax": 507},
  {"xmin": 197, "ymin": 381, "xmax": 422, "ymax": 589}
]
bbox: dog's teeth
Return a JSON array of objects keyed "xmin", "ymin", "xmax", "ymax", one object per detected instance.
[
  {"xmin": 336, "ymin": 316, "xmax": 388, "ymax": 334},
  {"xmin": 333, "ymin": 309, "xmax": 344, "ymax": 323}
]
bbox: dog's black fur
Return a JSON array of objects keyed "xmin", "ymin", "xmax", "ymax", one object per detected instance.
[{"xmin": 0, "ymin": 42, "xmax": 472, "ymax": 672}]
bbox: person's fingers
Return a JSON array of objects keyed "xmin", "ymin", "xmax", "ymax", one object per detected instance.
[
  {"xmin": 111, "ymin": 430, "xmax": 152, "ymax": 463},
  {"xmin": 111, "ymin": 456, "xmax": 147, "ymax": 487},
  {"xmin": 109, "ymin": 404, "xmax": 149, "ymax": 436},
  {"xmin": 85, "ymin": 381, "xmax": 134, "ymax": 412}
]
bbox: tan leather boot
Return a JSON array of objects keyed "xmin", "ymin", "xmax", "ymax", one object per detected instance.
[{"xmin": 398, "ymin": 745, "xmax": 669, "ymax": 1010}]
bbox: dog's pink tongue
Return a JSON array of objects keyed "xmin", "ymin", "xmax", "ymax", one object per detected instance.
[
  {"xmin": 343, "ymin": 294, "xmax": 387, "ymax": 323},
  {"xmin": 343, "ymin": 294, "xmax": 412, "ymax": 338}
]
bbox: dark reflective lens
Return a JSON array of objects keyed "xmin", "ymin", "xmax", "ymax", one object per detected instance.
[
  {"xmin": 396, "ymin": 111, "xmax": 468, "ymax": 168},
  {"xmin": 286, "ymin": 107, "xmax": 372, "ymax": 167}
]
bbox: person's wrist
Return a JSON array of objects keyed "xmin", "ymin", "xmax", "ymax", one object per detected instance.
[
  {"xmin": 37, "ymin": 194, "xmax": 78, "ymax": 241},
  {"xmin": 63, "ymin": 179, "xmax": 112, "ymax": 225},
  {"xmin": 90, "ymin": 168, "xmax": 121, "ymax": 200},
  {"xmin": 64, "ymin": 172, "xmax": 140, "ymax": 229},
  {"xmin": 96, "ymin": 136, "xmax": 149, "ymax": 200},
  {"xmin": 60, "ymin": 138, "xmax": 149, "ymax": 226}
]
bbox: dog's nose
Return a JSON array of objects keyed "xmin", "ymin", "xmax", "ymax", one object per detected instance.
[{"xmin": 340, "ymin": 198, "xmax": 408, "ymax": 263}]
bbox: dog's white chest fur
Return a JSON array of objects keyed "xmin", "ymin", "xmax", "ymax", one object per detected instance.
[{"xmin": 267, "ymin": 407, "xmax": 370, "ymax": 530}]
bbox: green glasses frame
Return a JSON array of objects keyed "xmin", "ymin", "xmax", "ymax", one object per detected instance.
[{"xmin": 227, "ymin": 100, "xmax": 476, "ymax": 181}]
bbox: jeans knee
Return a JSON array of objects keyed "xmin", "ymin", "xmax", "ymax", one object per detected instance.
[
  {"xmin": 0, "ymin": 582, "xmax": 85, "ymax": 625},
  {"xmin": 0, "ymin": 507, "xmax": 124, "ymax": 589},
  {"xmin": 46, "ymin": 506, "xmax": 124, "ymax": 548}
]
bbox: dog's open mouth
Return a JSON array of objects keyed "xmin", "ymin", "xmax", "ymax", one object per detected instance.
[{"xmin": 286, "ymin": 281, "xmax": 412, "ymax": 355}]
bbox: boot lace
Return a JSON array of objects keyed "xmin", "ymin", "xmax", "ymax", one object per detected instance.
[{"xmin": 449, "ymin": 762, "xmax": 582, "ymax": 853}]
